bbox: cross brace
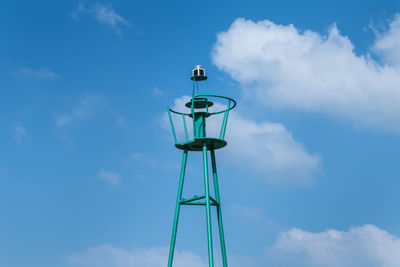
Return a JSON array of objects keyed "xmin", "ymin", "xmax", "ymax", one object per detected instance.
[{"xmin": 180, "ymin": 195, "xmax": 220, "ymax": 206}]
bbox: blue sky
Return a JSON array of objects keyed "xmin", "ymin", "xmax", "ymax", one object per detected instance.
[{"xmin": 1, "ymin": 0, "xmax": 400, "ymax": 266}]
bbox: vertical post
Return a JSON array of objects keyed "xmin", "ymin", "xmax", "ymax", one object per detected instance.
[
  {"xmin": 210, "ymin": 149, "xmax": 228, "ymax": 267},
  {"xmin": 168, "ymin": 149, "xmax": 188, "ymax": 267},
  {"xmin": 182, "ymin": 114, "xmax": 189, "ymax": 142},
  {"xmin": 203, "ymin": 144, "xmax": 214, "ymax": 267},
  {"xmin": 219, "ymin": 111, "xmax": 227, "ymax": 139},
  {"xmin": 167, "ymin": 108, "xmax": 177, "ymax": 144},
  {"xmin": 221, "ymin": 100, "xmax": 231, "ymax": 139},
  {"xmin": 192, "ymin": 81, "xmax": 195, "ymax": 137}
]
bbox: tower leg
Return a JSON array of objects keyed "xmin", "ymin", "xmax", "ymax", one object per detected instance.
[
  {"xmin": 202, "ymin": 144, "xmax": 214, "ymax": 267},
  {"xmin": 168, "ymin": 149, "xmax": 188, "ymax": 267},
  {"xmin": 210, "ymin": 149, "xmax": 228, "ymax": 267}
]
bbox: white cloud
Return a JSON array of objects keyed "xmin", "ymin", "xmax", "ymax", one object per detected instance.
[
  {"xmin": 98, "ymin": 169, "xmax": 120, "ymax": 186},
  {"xmin": 13, "ymin": 124, "xmax": 27, "ymax": 141},
  {"xmin": 14, "ymin": 67, "xmax": 59, "ymax": 79},
  {"xmin": 373, "ymin": 14, "xmax": 400, "ymax": 67},
  {"xmin": 212, "ymin": 16, "xmax": 400, "ymax": 132},
  {"xmin": 267, "ymin": 224, "xmax": 400, "ymax": 267},
  {"xmin": 68, "ymin": 244, "xmax": 255, "ymax": 267},
  {"xmin": 153, "ymin": 87, "xmax": 164, "ymax": 97},
  {"xmin": 225, "ymin": 111, "xmax": 320, "ymax": 184},
  {"xmin": 68, "ymin": 245, "xmax": 207, "ymax": 267},
  {"xmin": 72, "ymin": 3, "xmax": 130, "ymax": 32},
  {"xmin": 164, "ymin": 96, "xmax": 320, "ymax": 184},
  {"xmin": 55, "ymin": 94, "xmax": 102, "ymax": 127},
  {"xmin": 68, "ymin": 226, "xmax": 400, "ymax": 267}
]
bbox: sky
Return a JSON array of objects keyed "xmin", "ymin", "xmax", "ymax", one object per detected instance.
[{"xmin": 1, "ymin": 0, "xmax": 400, "ymax": 266}]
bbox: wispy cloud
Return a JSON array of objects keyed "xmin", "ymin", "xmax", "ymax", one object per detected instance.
[
  {"xmin": 13, "ymin": 67, "xmax": 59, "ymax": 79},
  {"xmin": 116, "ymin": 116, "xmax": 127, "ymax": 127},
  {"xmin": 125, "ymin": 152, "xmax": 179, "ymax": 173},
  {"xmin": 0, "ymin": 168, "xmax": 8, "ymax": 178},
  {"xmin": 122, "ymin": 152, "xmax": 180, "ymax": 181},
  {"xmin": 230, "ymin": 204, "xmax": 264, "ymax": 221},
  {"xmin": 68, "ymin": 245, "xmax": 207, "ymax": 267},
  {"xmin": 54, "ymin": 93, "xmax": 102, "ymax": 127},
  {"xmin": 72, "ymin": 3, "xmax": 130, "ymax": 33},
  {"xmin": 13, "ymin": 124, "xmax": 27, "ymax": 141},
  {"xmin": 127, "ymin": 152, "xmax": 157, "ymax": 167},
  {"xmin": 54, "ymin": 114, "xmax": 71, "ymax": 127},
  {"xmin": 152, "ymin": 87, "xmax": 164, "ymax": 97},
  {"xmin": 73, "ymin": 94, "xmax": 102, "ymax": 119},
  {"xmin": 230, "ymin": 204, "xmax": 279, "ymax": 232},
  {"xmin": 98, "ymin": 168, "xmax": 120, "ymax": 186}
]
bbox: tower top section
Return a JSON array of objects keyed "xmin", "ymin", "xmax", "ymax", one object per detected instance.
[
  {"xmin": 167, "ymin": 65, "xmax": 236, "ymax": 151},
  {"xmin": 191, "ymin": 65, "xmax": 208, "ymax": 81}
]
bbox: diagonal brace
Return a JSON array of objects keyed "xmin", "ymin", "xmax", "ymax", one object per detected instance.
[{"xmin": 180, "ymin": 195, "xmax": 205, "ymax": 204}]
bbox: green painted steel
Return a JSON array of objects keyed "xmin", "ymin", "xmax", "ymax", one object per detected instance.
[
  {"xmin": 168, "ymin": 95, "xmax": 236, "ymax": 117},
  {"xmin": 182, "ymin": 114, "xmax": 189, "ymax": 142},
  {"xmin": 167, "ymin": 66, "xmax": 236, "ymax": 267},
  {"xmin": 167, "ymin": 149, "xmax": 188, "ymax": 267},
  {"xmin": 167, "ymin": 108, "xmax": 177, "ymax": 144},
  {"xmin": 193, "ymin": 112, "xmax": 206, "ymax": 138},
  {"xmin": 211, "ymin": 148, "xmax": 228, "ymax": 267},
  {"xmin": 168, "ymin": 94, "xmax": 236, "ymax": 152},
  {"xmin": 203, "ymin": 144, "xmax": 214, "ymax": 267}
]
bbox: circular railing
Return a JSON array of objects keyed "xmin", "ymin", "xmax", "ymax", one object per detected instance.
[{"xmin": 167, "ymin": 94, "xmax": 236, "ymax": 150}]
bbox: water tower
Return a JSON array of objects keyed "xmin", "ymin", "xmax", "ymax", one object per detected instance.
[{"xmin": 167, "ymin": 65, "xmax": 236, "ymax": 267}]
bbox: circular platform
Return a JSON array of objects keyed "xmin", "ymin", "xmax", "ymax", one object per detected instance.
[
  {"xmin": 185, "ymin": 97, "xmax": 214, "ymax": 109},
  {"xmin": 175, "ymin": 138, "xmax": 227, "ymax": 151},
  {"xmin": 190, "ymin": 75, "xmax": 208, "ymax": 81}
]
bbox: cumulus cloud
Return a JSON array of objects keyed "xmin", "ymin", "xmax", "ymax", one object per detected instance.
[
  {"xmin": 13, "ymin": 67, "xmax": 59, "ymax": 79},
  {"xmin": 68, "ymin": 244, "xmax": 256, "ymax": 267},
  {"xmin": 68, "ymin": 245, "xmax": 207, "ymax": 267},
  {"xmin": 373, "ymin": 14, "xmax": 400, "ymax": 67},
  {"xmin": 225, "ymin": 111, "xmax": 320, "ymax": 184},
  {"xmin": 98, "ymin": 168, "xmax": 120, "ymax": 186},
  {"xmin": 72, "ymin": 3, "xmax": 130, "ymax": 32},
  {"xmin": 267, "ymin": 224, "xmax": 400, "ymax": 267},
  {"xmin": 164, "ymin": 96, "xmax": 320, "ymax": 184},
  {"xmin": 212, "ymin": 15, "xmax": 400, "ymax": 132}
]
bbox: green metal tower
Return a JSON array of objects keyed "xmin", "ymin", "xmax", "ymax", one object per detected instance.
[{"xmin": 167, "ymin": 65, "xmax": 236, "ymax": 267}]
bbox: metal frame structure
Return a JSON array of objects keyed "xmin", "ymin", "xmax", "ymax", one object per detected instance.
[{"xmin": 167, "ymin": 67, "xmax": 236, "ymax": 267}]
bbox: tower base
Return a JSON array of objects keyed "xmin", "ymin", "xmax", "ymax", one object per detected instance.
[{"xmin": 168, "ymin": 144, "xmax": 228, "ymax": 267}]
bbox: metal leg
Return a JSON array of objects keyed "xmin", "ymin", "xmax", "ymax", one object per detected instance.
[
  {"xmin": 168, "ymin": 149, "xmax": 188, "ymax": 267},
  {"xmin": 210, "ymin": 149, "xmax": 228, "ymax": 267},
  {"xmin": 203, "ymin": 144, "xmax": 214, "ymax": 267}
]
